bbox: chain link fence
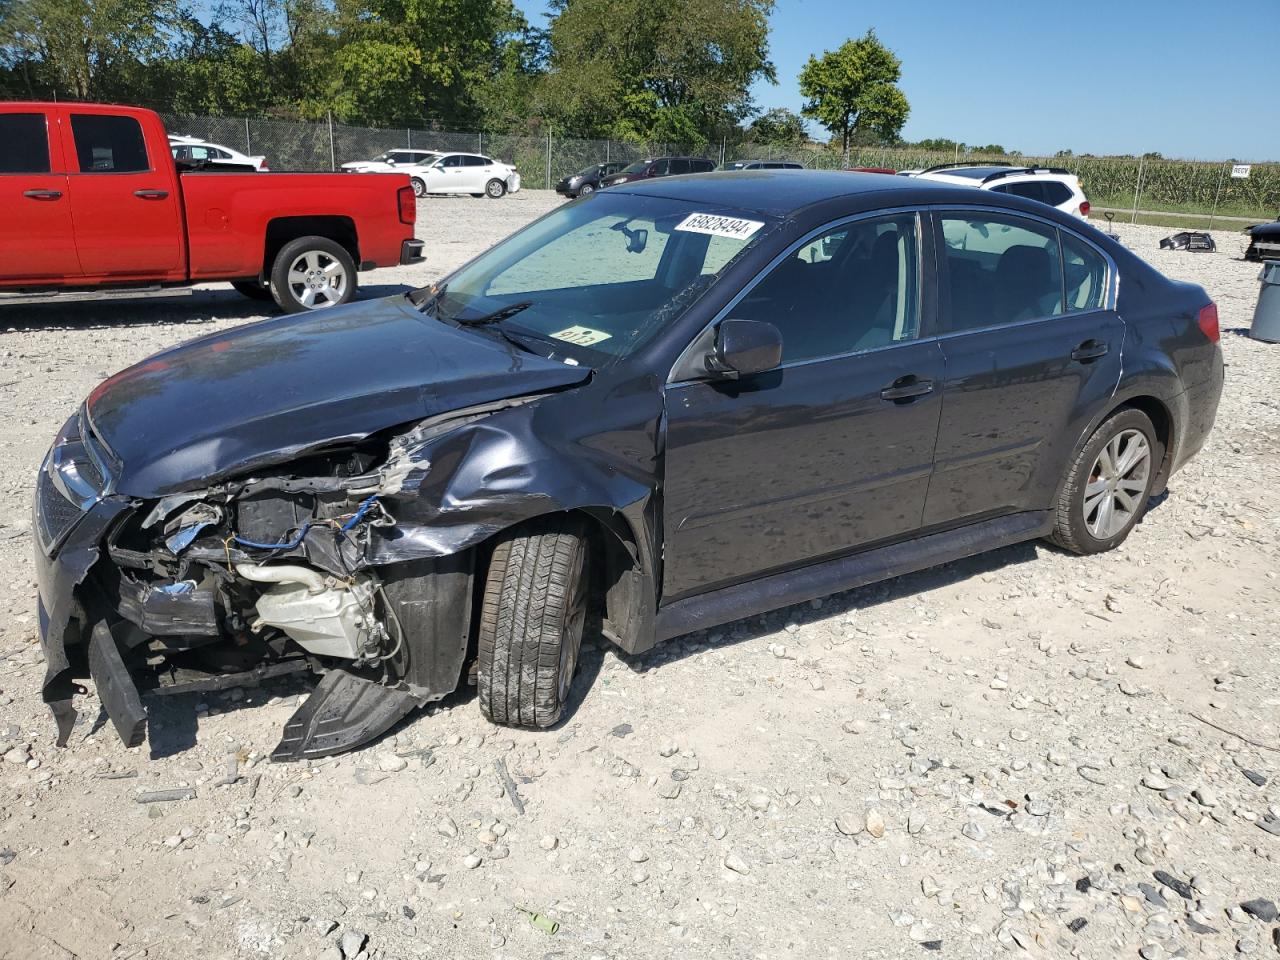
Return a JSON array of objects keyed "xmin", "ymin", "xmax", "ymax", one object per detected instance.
[{"xmin": 161, "ymin": 112, "xmax": 1280, "ymax": 227}]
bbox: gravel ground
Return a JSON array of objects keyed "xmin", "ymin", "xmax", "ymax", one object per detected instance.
[{"xmin": 1, "ymin": 196, "xmax": 1278, "ymax": 960}]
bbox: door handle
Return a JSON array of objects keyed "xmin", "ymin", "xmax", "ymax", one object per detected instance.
[
  {"xmin": 1070, "ymin": 339, "xmax": 1109, "ymax": 362},
  {"xmin": 880, "ymin": 375, "xmax": 934, "ymax": 403},
  {"xmin": 23, "ymin": 189, "xmax": 63, "ymax": 201},
  {"xmin": 133, "ymin": 189, "xmax": 170, "ymax": 200}
]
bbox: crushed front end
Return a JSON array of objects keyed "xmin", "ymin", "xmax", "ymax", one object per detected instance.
[{"xmin": 34, "ymin": 407, "xmax": 480, "ymax": 761}]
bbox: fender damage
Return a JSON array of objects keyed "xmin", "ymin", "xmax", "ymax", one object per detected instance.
[{"xmin": 33, "ymin": 297, "xmax": 662, "ymax": 760}]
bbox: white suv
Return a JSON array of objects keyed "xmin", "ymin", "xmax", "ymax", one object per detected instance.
[{"xmin": 913, "ymin": 164, "xmax": 1090, "ymax": 219}]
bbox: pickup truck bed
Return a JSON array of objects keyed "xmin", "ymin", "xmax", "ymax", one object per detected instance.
[{"xmin": 0, "ymin": 102, "xmax": 423, "ymax": 312}]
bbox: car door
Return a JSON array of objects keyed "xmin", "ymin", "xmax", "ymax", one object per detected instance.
[
  {"xmin": 62, "ymin": 110, "xmax": 183, "ymax": 277},
  {"xmin": 465, "ymin": 155, "xmax": 492, "ymax": 191},
  {"xmin": 424, "ymin": 154, "xmax": 464, "ymax": 193},
  {"xmin": 0, "ymin": 108, "xmax": 82, "ymax": 280},
  {"xmin": 662, "ymin": 212, "xmax": 945, "ymax": 600},
  {"xmin": 923, "ymin": 209, "xmax": 1123, "ymax": 527}
]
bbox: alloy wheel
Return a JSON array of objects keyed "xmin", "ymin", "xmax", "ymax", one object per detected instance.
[
  {"xmin": 286, "ymin": 250, "xmax": 348, "ymax": 309},
  {"xmin": 1083, "ymin": 428, "xmax": 1151, "ymax": 539}
]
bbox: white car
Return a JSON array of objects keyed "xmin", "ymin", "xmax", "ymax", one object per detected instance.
[
  {"xmin": 341, "ymin": 149, "xmax": 441, "ymax": 174},
  {"xmin": 168, "ymin": 135, "xmax": 267, "ymax": 171},
  {"xmin": 913, "ymin": 164, "xmax": 1090, "ymax": 218},
  {"xmin": 411, "ymin": 153, "xmax": 521, "ymax": 198}
]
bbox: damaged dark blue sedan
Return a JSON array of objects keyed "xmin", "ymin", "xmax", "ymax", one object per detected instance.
[{"xmin": 34, "ymin": 171, "xmax": 1223, "ymax": 759}]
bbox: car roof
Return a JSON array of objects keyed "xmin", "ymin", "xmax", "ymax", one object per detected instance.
[
  {"xmin": 922, "ymin": 165, "xmax": 1016, "ymax": 180},
  {"xmin": 613, "ymin": 169, "xmax": 1015, "ymax": 218}
]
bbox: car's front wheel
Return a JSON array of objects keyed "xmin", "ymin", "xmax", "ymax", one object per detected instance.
[
  {"xmin": 578, "ymin": 183, "xmax": 595, "ymax": 196},
  {"xmin": 477, "ymin": 515, "xmax": 589, "ymax": 728},
  {"xmin": 1050, "ymin": 408, "xmax": 1161, "ymax": 554},
  {"xmin": 410, "ymin": 177, "xmax": 426, "ymax": 197},
  {"xmin": 485, "ymin": 178, "xmax": 507, "ymax": 199},
  {"xmin": 269, "ymin": 236, "xmax": 357, "ymax": 314}
]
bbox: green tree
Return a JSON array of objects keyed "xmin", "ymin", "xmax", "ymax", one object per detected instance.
[
  {"xmin": 0, "ymin": 0, "xmax": 185, "ymax": 99},
  {"xmin": 324, "ymin": 0, "xmax": 530, "ymax": 126},
  {"xmin": 537, "ymin": 0, "xmax": 775, "ymax": 145},
  {"xmin": 798, "ymin": 30, "xmax": 909, "ymax": 161},
  {"xmin": 748, "ymin": 106, "xmax": 806, "ymax": 147}
]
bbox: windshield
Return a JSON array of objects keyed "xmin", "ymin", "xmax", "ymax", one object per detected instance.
[
  {"xmin": 619, "ymin": 160, "xmax": 650, "ymax": 175},
  {"xmin": 423, "ymin": 193, "xmax": 774, "ymax": 363}
]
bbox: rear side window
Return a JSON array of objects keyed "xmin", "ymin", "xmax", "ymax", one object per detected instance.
[
  {"xmin": 940, "ymin": 214, "xmax": 1064, "ymax": 331},
  {"xmin": 70, "ymin": 114, "xmax": 149, "ymax": 173},
  {"xmin": 0, "ymin": 113, "xmax": 52, "ymax": 173},
  {"xmin": 997, "ymin": 181, "xmax": 1046, "ymax": 203},
  {"xmin": 1063, "ymin": 233, "xmax": 1108, "ymax": 312},
  {"xmin": 691, "ymin": 159, "xmax": 715, "ymax": 172},
  {"xmin": 464, "ymin": 156, "xmax": 489, "ymax": 167},
  {"xmin": 1042, "ymin": 182, "xmax": 1073, "ymax": 206}
]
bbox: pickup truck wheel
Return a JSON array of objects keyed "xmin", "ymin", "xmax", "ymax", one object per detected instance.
[
  {"xmin": 477, "ymin": 515, "xmax": 589, "ymax": 729},
  {"xmin": 485, "ymin": 178, "xmax": 507, "ymax": 199},
  {"xmin": 231, "ymin": 279, "xmax": 273, "ymax": 302},
  {"xmin": 410, "ymin": 177, "xmax": 426, "ymax": 197},
  {"xmin": 1050, "ymin": 408, "xmax": 1161, "ymax": 555},
  {"xmin": 270, "ymin": 236, "xmax": 356, "ymax": 313}
]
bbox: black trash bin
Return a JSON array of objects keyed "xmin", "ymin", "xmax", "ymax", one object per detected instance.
[{"xmin": 1252, "ymin": 262, "xmax": 1280, "ymax": 343}]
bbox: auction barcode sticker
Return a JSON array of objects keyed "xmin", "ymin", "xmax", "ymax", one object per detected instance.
[{"xmin": 674, "ymin": 213, "xmax": 765, "ymax": 240}]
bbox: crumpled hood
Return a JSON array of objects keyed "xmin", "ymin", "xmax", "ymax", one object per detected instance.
[{"xmin": 85, "ymin": 296, "xmax": 591, "ymax": 497}]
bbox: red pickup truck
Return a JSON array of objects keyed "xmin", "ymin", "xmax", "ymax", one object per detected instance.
[{"xmin": 0, "ymin": 102, "xmax": 423, "ymax": 313}]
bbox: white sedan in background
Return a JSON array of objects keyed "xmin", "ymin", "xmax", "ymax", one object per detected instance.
[
  {"xmin": 412, "ymin": 153, "xmax": 521, "ymax": 198},
  {"xmin": 169, "ymin": 135, "xmax": 268, "ymax": 171}
]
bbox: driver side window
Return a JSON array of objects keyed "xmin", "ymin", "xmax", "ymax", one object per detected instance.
[{"xmin": 732, "ymin": 214, "xmax": 921, "ymax": 363}]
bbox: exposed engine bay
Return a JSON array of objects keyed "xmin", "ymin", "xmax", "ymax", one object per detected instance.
[{"xmin": 44, "ymin": 401, "xmax": 552, "ymax": 761}]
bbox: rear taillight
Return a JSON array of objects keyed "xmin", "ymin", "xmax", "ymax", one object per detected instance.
[
  {"xmin": 397, "ymin": 186, "xmax": 415, "ymax": 224},
  {"xmin": 1079, "ymin": 201, "xmax": 1090, "ymax": 217},
  {"xmin": 1197, "ymin": 303, "xmax": 1220, "ymax": 343}
]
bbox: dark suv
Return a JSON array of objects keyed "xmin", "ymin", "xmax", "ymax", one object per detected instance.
[
  {"xmin": 554, "ymin": 161, "xmax": 626, "ymax": 198},
  {"xmin": 601, "ymin": 156, "xmax": 715, "ymax": 188},
  {"xmin": 35, "ymin": 171, "xmax": 1222, "ymax": 760}
]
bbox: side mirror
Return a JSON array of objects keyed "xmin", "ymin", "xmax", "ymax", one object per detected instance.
[{"xmin": 705, "ymin": 319, "xmax": 782, "ymax": 379}]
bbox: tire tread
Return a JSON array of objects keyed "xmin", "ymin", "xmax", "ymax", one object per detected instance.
[{"xmin": 478, "ymin": 516, "xmax": 586, "ymax": 728}]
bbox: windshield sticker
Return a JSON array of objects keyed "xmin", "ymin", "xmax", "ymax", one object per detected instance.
[
  {"xmin": 550, "ymin": 325, "xmax": 613, "ymax": 347},
  {"xmin": 674, "ymin": 213, "xmax": 765, "ymax": 240}
]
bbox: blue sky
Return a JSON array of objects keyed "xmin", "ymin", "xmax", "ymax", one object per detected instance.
[{"xmin": 514, "ymin": 0, "xmax": 1276, "ymax": 161}]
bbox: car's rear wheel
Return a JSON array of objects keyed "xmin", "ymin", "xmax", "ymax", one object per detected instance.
[
  {"xmin": 410, "ymin": 177, "xmax": 426, "ymax": 197},
  {"xmin": 477, "ymin": 515, "xmax": 589, "ymax": 728},
  {"xmin": 485, "ymin": 178, "xmax": 507, "ymax": 199},
  {"xmin": 231, "ymin": 279, "xmax": 273, "ymax": 302},
  {"xmin": 578, "ymin": 183, "xmax": 595, "ymax": 196},
  {"xmin": 269, "ymin": 236, "xmax": 357, "ymax": 314},
  {"xmin": 1050, "ymin": 408, "xmax": 1161, "ymax": 554}
]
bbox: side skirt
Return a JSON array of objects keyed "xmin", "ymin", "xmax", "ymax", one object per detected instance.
[{"xmin": 654, "ymin": 511, "xmax": 1054, "ymax": 642}]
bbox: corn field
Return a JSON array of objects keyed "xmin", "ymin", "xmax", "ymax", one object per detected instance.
[{"xmin": 162, "ymin": 112, "xmax": 1280, "ymax": 223}]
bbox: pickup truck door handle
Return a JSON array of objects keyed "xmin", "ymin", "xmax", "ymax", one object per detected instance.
[
  {"xmin": 880, "ymin": 375, "xmax": 934, "ymax": 403},
  {"xmin": 23, "ymin": 189, "xmax": 63, "ymax": 201},
  {"xmin": 133, "ymin": 189, "xmax": 170, "ymax": 200},
  {"xmin": 1070, "ymin": 339, "xmax": 1109, "ymax": 362}
]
